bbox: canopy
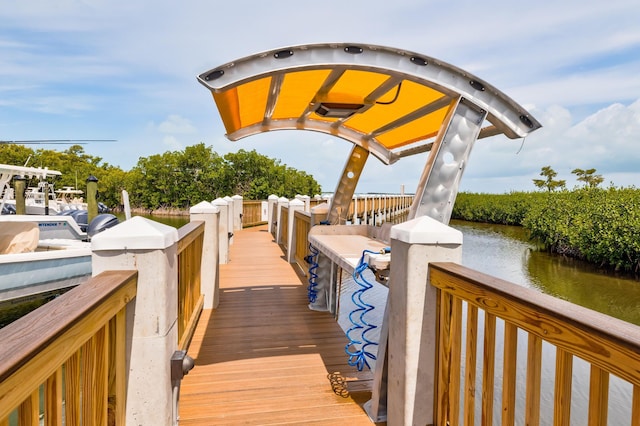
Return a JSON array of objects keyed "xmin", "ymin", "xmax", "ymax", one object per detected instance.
[
  {"xmin": 198, "ymin": 43, "xmax": 542, "ymax": 224},
  {"xmin": 198, "ymin": 43, "xmax": 541, "ymax": 165}
]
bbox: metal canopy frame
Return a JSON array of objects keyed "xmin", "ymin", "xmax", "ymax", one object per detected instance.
[{"xmin": 198, "ymin": 43, "xmax": 541, "ymax": 224}]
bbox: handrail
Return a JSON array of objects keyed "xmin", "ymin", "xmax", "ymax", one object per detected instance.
[
  {"xmin": 429, "ymin": 262, "xmax": 640, "ymax": 425},
  {"xmin": 177, "ymin": 220, "xmax": 205, "ymax": 350},
  {"xmin": 293, "ymin": 210, "xmax": 312, "ymax": 275},
  {"xmin": 0, "ymin": 270, "xmax": 137, "ymax": 424}
]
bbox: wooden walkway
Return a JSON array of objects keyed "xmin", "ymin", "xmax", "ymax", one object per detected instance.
[{"xmin": 179, "ymin": 225, "xmax": 378, "ymax": 425}]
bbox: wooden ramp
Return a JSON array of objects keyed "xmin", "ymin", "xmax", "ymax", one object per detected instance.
[{"xmin": 180, "ymin": 225, "xmax": 377, "ymax": 425}]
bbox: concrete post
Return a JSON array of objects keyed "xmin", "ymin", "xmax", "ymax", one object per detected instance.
[
  {"xmin": 212, "ymin": 198, "xmax": 229, "ymax": 264},
  {"xmin": 190, "ymin": 201, "xmax": 220, "ymax": 309},
  {"xmin": 90, "ymin": 216, "xmax": 179, "ymax": 426},
  {"xmin": 286, "ymin": 199, "xmax": 305, "ymax": 263},
  {"xmin": 267, "ymin": 195, "xmax": 278, "ymax": 237},
  {"xmin": 13, "ymin": 176, "xmax": 26, "ymax": 215},
  {"xmin": 223, "ymin": 196, "xmax": 234, "ymax": 245},
  {"xmin": 310, "ymin": 202, "xmax": 329, "ymax": 227},
  {"xmin": 232, "ymin": 195, "xmax": 243, "ymax": 230},
  {"xmin": 300, "ymin": 195, "xmax": 311, "ymax": 212},
  {"xmin": 372, "ymin": 216, "xmax": 462, "ymax": 425},
  {"xmin": 275, "ymin": 197, "xmax": 288, "ymax": 246}
]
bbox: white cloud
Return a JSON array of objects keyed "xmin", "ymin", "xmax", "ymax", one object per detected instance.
[
  {"xmin": 158, "ymin": 115, "xmax": 196, "ymax": 135},
  {"xmin": 1, "ymin": 0, "xmax": 639, "ymax": 194}
]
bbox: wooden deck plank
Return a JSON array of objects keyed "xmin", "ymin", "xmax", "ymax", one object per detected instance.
[{"xmin": 180, "ymin": 225, "xmax": 378, "ymax": 425}]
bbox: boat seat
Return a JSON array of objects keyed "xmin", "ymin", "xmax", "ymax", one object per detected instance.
[{"xmin": 0, "ymin": 222, "xmax": 39, "ymax": 254}]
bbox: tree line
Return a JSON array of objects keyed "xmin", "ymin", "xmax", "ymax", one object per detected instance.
[
  {"xmin": 452, "ymin": 168, "xmax": 639, "ymax": 275},
  {"xmin": 0, "ymin": 143, "xmax": 321, "ymax": 210}
]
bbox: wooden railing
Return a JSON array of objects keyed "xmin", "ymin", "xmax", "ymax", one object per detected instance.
[
  {"xmin": 280, "ymin": 205, "xmax": 289, "ymax": 249},
  {"xmin": 177, "ymin": 221, "xmax": 205, "ymax": 351},
  {"xmin": 293, "ymin": 210, "xmax": 312, "ymax": 275},
  {"xmin": 335, "ymin": 194, "xmax": 413, "ymax": 224},
  {"xmin": 0, "ymin": 270, "xmax": 137, "ymax": 426},
  {"xmin": 429, "ymin": 262, "xmax": 640, "ymax": 425},
  {"xmin": 242, "ymin": 200, "xmax": 266, "ymax": 227}
]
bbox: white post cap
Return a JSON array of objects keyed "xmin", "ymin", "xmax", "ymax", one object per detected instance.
[
  {"xmin": 390, "ymin": 216, "xmax": 463, "ymax": 245},
  {"xmin": 190, "ymin": 201, "xmax": 219, "ymax": 214},
  {"xmin": 91, "ymin": 216, "xmax": 178, "ymax": 251}
]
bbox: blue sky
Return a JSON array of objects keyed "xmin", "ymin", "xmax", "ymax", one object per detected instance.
[{"xmin": 1, "ymin": 0, "xmax": 639, "ymax": 194}]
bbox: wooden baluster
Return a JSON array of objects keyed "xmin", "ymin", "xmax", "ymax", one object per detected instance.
[
  {"xmin": 525, "ymin": 334, "xmax": 542, "ymax": 426},
  {"xmin": 482, "ymin": 313, "xmax": 496, "ymax": 426},
  {"xmin": 587, "ymin": 365, "xmax": 609, "ymax": 426},
  {"xmin": 464, "ymin": 304, "xmax": 478, "ymax": 425},
  {"xmin": 45, "ymin": 369, "xmax": 63, "ymax": 426},
  {"xmin": 554, "ymin": 348, "xmax": 573, "ymax": 426},
  {"xmin": 502, "ymin": 322, "xmax": 518, "ymax": 426},
  {"xmin": 65, "ymin": 351, "xmax": 81, "ymax": 424}
]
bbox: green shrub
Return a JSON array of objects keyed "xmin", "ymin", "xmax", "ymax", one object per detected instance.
[{"xmin": 453, "ymin": 188, "xmax": 640, "ymax": 273}]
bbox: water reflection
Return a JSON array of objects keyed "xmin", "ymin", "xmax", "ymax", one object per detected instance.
[{"xmin": 450, "ymin": 220, "xmax": 640, "ymax": 326}]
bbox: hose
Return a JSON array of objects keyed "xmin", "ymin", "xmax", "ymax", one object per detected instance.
[
  {"xmin": 344, "ymin": 248, "xmax": 388, "ymax": 371},
  {"xmin": 306, "ymin": 243, "xmax": 319, "ymax": 303}
]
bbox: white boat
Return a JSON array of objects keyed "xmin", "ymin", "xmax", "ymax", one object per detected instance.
[
  {"xmin": 0, "ymin": 218, "xmax": 91, "ymax": 304},
  {"xmin": 1, "ymin": 163, "xmax": 91, "ymax": 215}
]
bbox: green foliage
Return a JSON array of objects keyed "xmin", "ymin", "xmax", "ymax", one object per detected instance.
[
  {"xmin": 532, "ymin": 165, "xmax": 566, "ymax": 191},
  {"xmin": 452, "ymin": 192, "xmax": 544, "ymax": 225},
  {"xmin": 453, "ymin": 187, "xmax": 640, "ymax": 274},
  {"xmin": 571, "ymin": 167, "xmax": 604, "ymax": 188},
  {"xmin": 1, "ymin": 143, "xmax": 322, "ymax": 211},
  {"xmin": 523, "ymin": 187, "xmax": 640, "ymax": 273}
]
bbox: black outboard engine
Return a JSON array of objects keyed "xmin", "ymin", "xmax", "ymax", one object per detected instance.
[{"xmin": 87, "ymin": 213, "xmax": 119, "ymax": 238}]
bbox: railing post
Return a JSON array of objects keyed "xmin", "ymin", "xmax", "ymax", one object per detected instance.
[
  {"xmin": 370, "ymin": 216, "xmax": 462, "ymax": 425},
  {"xmin": 300, "ymin": 195, "xmax": 311, "ymax": 212},
  {"xmin": 286, "ymin": 199, "xmax": 304, "ymax": 263},
  {"xmin": 223, "ymin": 196, "xmax": 234, "ymax": 245},
  {"xmin": 310, "ymin": 201, "xmax": 329, "ymax": 227},
  {"xmin": 267, "ymin": 194, "xmax": 279, "ymax": 236},
  {"xmin": 91, "ymin": 216, "xmax": 180, "ymax": 426},
  {"xmin": 275, "ymin": 197, "xmax": 288, "ymax": 245},
  {"xmin": 190, "ymin": 201, "xmax": 220, "ymax": 309},
  {"xmin": 212, "ymin": 198, "xmax": 229, "ymax": 264},
  {"xmin": 232, "ymin": 195, "xmax": 243, "ymax": 230}
]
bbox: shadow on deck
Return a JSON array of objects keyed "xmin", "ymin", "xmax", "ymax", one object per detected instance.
[{"xmin": 179, "ymin": 226, "xmax": 379, "ymax": 425}]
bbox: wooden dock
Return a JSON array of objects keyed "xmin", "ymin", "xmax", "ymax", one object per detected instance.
[{"xmin": 179, "ymin": 225, "xmax": 378, "ymax": 425}]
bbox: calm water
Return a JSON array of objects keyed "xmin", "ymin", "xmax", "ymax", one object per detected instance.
[{"xmin": 450, "ymin": 219, "xmax": 640, "ymax": 326}]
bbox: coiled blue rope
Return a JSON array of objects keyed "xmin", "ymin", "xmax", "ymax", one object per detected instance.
[
  {"xmin": 344, "ymin": 249, "xmax": 383, "ymax": 371},
  {"xmin": 307, "ymin": 243, "xmax": 319, "ymax": 303}
]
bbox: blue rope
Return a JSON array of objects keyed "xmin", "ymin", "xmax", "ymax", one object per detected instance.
[
  {"xmin": 307, "ymin": 243, "xmax": 319, "ymax": 303},
  {"xmin": 344, "ymin": 249, "xmax": 383, "ymax": 371}
]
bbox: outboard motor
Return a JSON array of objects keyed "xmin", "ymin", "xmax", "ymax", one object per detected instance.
[
  {"xmin": 87, "ymin": 213, "xmax": 119, "ymax": 238},
  {"xmin": 59, "ymin": 209, "xmax": 89, "ymax": 232},
  {"xmin": 1, "ymin": 204, "xmax": 16, "ymax": 215},
  {"xmin": 98, "ymin": 202, "xmax": 110, "ymax": 213}
]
